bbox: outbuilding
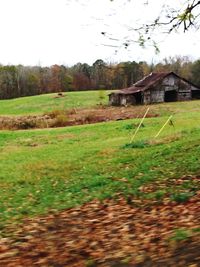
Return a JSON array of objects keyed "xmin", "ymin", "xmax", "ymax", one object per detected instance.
[{"xmin": 109, "ymin": 72, "xmax": 200, "ymax": 106}]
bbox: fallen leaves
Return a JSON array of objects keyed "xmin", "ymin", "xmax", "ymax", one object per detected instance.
[{"xmin": 0, "ymin": 191, "xmax": 200, "ymax": 266}]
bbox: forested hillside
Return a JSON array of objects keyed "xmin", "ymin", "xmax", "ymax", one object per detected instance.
[{"xmin": 0, "ymin": 56, "xmax": 200, "ymax": 99}]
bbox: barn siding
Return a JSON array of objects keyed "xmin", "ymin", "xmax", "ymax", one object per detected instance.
[
  {"xmin": 163, "ymin": 75, "xmax": 191, "ymax": 101},
  {"xmin": 178, "ymin": 92, "xmax": 191, "ymax": 101},
  {"xmin": 162, "ymin": 75, "xmax": 175, "ymax": 86},
  {"xmin": 178, "ymin": 79, "xmax": 192, "ymax": 101},
  {"xmin": 120, "ymin": 95, "xmax": 136, "ymax": 106},
  {"xmin": 191, "ymin": 85, "xmax": 199, "ymax": 91},
  {"xmin": 162, "ymin": 75, "xmax": 178, "ymax": 91},
  {"xmin": 144, "ymin": 75, "xmax": 193, "ymax": 103},
  {"xmin": 150, "ymin": 87, "xmax": 164, "ymax": 103},
  {"xmin": 109, "ymin": 94, "xmax": 120, "ymax": 106},
  {"xmin": 143, "ymin": 90, "xmax": 151, "ymax": 104}
]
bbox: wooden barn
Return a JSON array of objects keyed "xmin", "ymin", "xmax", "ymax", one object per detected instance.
[{"xmin": 109, "ymin": 72, "xmax": 200, "ymax": 106}]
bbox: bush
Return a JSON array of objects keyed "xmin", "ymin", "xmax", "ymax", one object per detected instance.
[
  {"xmin": 50, "ymin": 114, "xmax": 68, "ymax": 127},
  {"xmin": 17, "ymin": 119, "xmax": 38, "ymax": 129},
  {"xmin": 98, "ymin": 90, "xmax": 106, "ymax": 105},
  {"xmin": 45, "ymin": 110, "xmax": 66, "ymax": 119}
]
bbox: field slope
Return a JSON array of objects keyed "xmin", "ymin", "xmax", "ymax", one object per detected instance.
[
  {"xmin": 0, "ymin": 96, "xmax": 200, "ymax": 266},
  {"xmin": 0, "ymin": 104, "xmax": 200, "ymax": 223},
  {"xmin": 0, "ymin": 90, "xmax": 110, "ymax": 115}
]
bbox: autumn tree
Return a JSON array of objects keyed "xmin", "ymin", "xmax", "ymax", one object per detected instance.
[
  {"xmin": 191, "ymin": 60, "xmax": 200, "ymax": 86},
  {"xmin": 0, "ymin": 66, "xmax": 18, "ymax": 99},
  {"xmin": 92, "ymin": 59, "xmax": 107, "ymax": 89},
  {"xmin": 0, "ymin": 58, "xmax": 198, "ymax": 99},
  {"xmin": 153, "ymin": 56, "xmax": 193, "ymax": 80},
  {"xmin": 58, "ymin": 65, "xmax": 73, "ymax": 91},
  {"xmin": 72, "ymin": 63, "xmax": 93, "ymax": 90}
]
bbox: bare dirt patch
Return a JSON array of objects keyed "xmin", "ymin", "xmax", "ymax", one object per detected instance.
[
  {"xmin": 1, "ymin": 192, "xmax": 200, "ymax": 266},
  {"xmin": 0, "ymin": 106, "xmax": 159, "ymax": 130},
  {"xmin": 67, "ymin": 106, "xmax": 158, "ymax": 126}
]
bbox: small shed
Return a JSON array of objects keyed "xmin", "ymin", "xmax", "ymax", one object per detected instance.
[{"xmin": 109, "ymin": 72, "xmax": 200, "ymax": 106}]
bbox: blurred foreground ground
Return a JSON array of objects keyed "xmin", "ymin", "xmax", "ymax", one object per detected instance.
[{"xmin": 1, "ymin": 190, "xmax": 200, "ymax": 267}]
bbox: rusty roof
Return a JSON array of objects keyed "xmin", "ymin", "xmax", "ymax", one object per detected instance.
[
  {"xmin": 111, "ymin": 72, "xmax": 173, "ymax": 95},
  {"xmin": 110, "ymin": 71, "xmax": 200, "ymax": 95},
  {"xmin": 134, "ymin": 72, "xmax": 170, "ymax": 87}
]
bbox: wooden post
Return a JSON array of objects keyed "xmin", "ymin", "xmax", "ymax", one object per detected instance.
[
  {"xmin": 130, "ymin": 107, "xmax": 149, "ymax": 143},
  {"xmin": 155, "ymin": 115, "xmax": 173, "ymax": 138}
]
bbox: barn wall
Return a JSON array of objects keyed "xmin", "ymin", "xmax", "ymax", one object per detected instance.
[
  {"xmin": 150, "ymin": 87, "xmax": 165, "ymax": 103},
  {"xmin": 191, "ymin": 85, "xmax": 200, "ymax": 91},
  {"xmin": 143, "ymin": 90, "xmax": 151, "ymax": 104},
  {"xmin": 162, "ymin": 74, "xmax": 191, "ymax": 101},
  {"xmin": 162, "ymin": 75, "xmax": 176, "ymax": 88},
  {"xmin": 144, "ymin": 75, "xmax": 193, "ymax": 104},
  {"xmin": 162, "ymin": 75, "xmax": 179, "ymax": 92},
  {"xmin": 120, "ymin": 95, "xmax": 136, "ymax": 106},
  {"xmin": 190, "ymin": 85, "xmax": 200, "ymax": 99},
  {"xmin": 110, "ymin": 93, "xmax": 140, "ymax": 106},
  {"xmin": 177, "ymin": 79, "xmax": 191, "ymax": 101},
  {"xmin": 109, "ymin": 94, "xmax": 120, "ymax": 106}
]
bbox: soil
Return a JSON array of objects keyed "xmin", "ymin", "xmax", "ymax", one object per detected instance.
[
  {"xmin": 0, "ymin": 106, "xmax": 159, "ymax": 130},
  {"xmin": 1, "ymin": 192, "xmax": 200, "ymax": 267},
  {"xmin": 67, "ymin": 106, "xmax": 158, "ymax": 125}
]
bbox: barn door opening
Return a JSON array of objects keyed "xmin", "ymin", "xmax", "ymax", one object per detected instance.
[
  {"xmin": 134, "ymin": 92, "xmax": 142, "ymax": 104},
  {"xmin": 164, "ymin": 90, "xmax": 177, "ymax": 102},
  {"xmin": 192, "ymin": 90, "xmax": 200, "ymax": 99}
]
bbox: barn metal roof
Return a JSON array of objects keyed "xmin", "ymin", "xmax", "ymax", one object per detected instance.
[{"xmin": 110, "ymin": 72, "xmax": 200, "ymax": 95}]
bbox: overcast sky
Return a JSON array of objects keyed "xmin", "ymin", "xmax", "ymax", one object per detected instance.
[{"xmin": 0, "ymin": 0, "xmax": 199, "ymax": 66}]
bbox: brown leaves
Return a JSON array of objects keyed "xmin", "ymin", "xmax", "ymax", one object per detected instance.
[{"xmin": 1, "ymin": 193, "xmax": 200, "ymax": 266}]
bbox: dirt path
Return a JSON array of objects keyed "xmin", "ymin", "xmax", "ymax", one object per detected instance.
[{"xmin": 1, "ymin": 193, "xmax": 200, "ymax": 266}]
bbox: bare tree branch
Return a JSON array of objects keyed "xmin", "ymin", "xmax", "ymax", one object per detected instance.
[{"xmin": 106, "ymin": 0, "xmax": 200, "ymax": 50}]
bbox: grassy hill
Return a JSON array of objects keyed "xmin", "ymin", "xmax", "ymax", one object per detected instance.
[
  {"xmin": 0, "ymin": 90, "xmax": 110, "ymax": 115},
  {"xmin": 1, "ymin": 93, "xmax": 200, "ymax": 265},
  {"xmin": 0, "ymin": 100, "xmax": 200, "ymax": 225},
  {"xmin": 1, "ymin": 89, "xmax": 200, "ymax": 118}
]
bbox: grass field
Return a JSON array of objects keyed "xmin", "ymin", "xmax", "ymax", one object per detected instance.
[
  {"xmin": 1, "ymin": 98, "xmax": 200, "ymax": 226},
  {"xmin": 0, "ymin": 90, "xmax": 110, "ymax": 115},
  {"xmin": 1, "ymin": 89, "xmax": 200, "ymax": 117}
]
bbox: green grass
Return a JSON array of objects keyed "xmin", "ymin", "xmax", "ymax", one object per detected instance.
[
  {"xmin": 170, "ymin": 229, "xmax": 191, "ymax": 241},
  {"xmin": 0, "ymin": 90, "xmax": 111, "ymax": 115},
  {"xmin": 1, "ymin": 101, "xmax": 200, "ymax": 226},
  {"xmin": 1, "ymin": 90, "xmax": 200, "ymax": 117}
]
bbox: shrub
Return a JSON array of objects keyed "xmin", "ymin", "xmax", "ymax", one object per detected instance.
[
  {"xmin": 45, "ymin": 110, "xmax": 66, "ymax": 119},
  {"xmin": 98, "ymin": 90, "xmax": 106, "ymax": 105},
  {"xmin": 17, "ymin": 119, "xmax": 38, "ymax": 129},
  {"xmin": 50, "ymin": 114, "xmax": 68, "ymax": 127}
]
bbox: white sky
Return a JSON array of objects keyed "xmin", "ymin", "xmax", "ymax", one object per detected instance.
[{"xmin": 0, "ymin": 0, "xmax": 199, "ymax": 66}]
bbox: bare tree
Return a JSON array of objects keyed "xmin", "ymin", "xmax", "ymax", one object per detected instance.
[{"xmin": 105, "ymin": 0, "xmax": 200, "ymax": 49}]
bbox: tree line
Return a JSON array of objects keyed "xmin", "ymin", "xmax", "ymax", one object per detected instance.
[{"xmin": 0, "ymin": 56, "xmax": 200, "ymax": 99}]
